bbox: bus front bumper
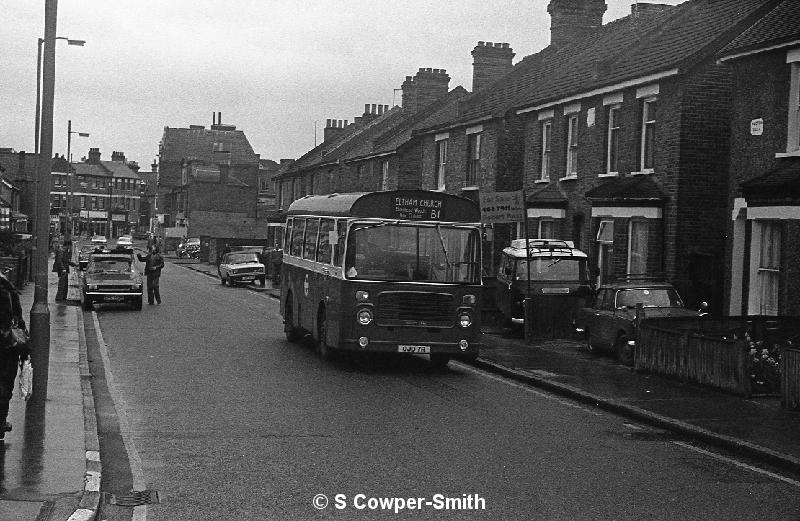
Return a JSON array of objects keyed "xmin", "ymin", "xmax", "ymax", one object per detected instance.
[{"xmin": 340, "ymin": 338, "xmax": 481, "ymax": 357}]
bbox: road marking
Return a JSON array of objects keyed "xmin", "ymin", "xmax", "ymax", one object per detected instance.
[
  {"xmin": 452, "ymin": 361, "xmax": 602, "ymax": 416},
  {"xmin": 672, "ymin": 441, "xmax": 800, "ymax": 488},
  {"xmin": 92, "ymin": 312, "xmax": 149, "ymax": 521}
]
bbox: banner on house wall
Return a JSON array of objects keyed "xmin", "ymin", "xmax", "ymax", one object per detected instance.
[{"xmin": 478, "ymin": 191, "xmax": 525, "ymax": 224}]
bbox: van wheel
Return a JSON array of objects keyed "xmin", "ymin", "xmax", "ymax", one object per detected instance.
[
  {"xmin": 585, "ymin": 329, "xmax": 597, "ymax": 353},
  {"xmin": 615, "ymin": 334, "xmax": 634, "ymax": 366},
  {"xmin": 284, "ymin": 294, "xmax": 302, "ymax": 343},
  {"xmin": 316, "ymin": 308, "xmax": 335, "ymax": 361}
]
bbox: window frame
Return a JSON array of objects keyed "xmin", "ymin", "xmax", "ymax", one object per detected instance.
[
  {"xmin": 627, "ymin": 219, "xmax": 649, "ymax": 275},
  {"xmin": 540, "ymin": 120, "xmax": 552, "ymax": 181},
  {"xmin": 565, "ymin": 114, "xmax": 579, "ymax": 178},
  {"xmin": 380, "ymin": 160, "xmax": 389, "ymax": 191},
  {"xmin": 606, "ymin": 105, "xmax": 621, "ymax": 175},
  {"xmin": 435, "ymin": 138, "xmax": 448, "ymax": 191},
  {"xmin": 787, "ymin": 61, "xmax": 800, "ymax": 153},
  {"xmin": 538, "ymin": 219, "xmax": 554, "ymax": 239},
  {"xmin": 639, "ymin": 98, "xmax": 657, "ymax": 173},
  {"xmin": 466, "ymin": 133, "xmax": 481, "ymax": 187}
]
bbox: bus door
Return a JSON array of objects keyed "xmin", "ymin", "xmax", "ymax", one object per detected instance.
[{"xmin": 316, "ymin": 218, "xmax": 338, "ymax": 344}]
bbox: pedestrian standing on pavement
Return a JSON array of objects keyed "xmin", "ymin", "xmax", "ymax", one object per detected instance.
[
  {"xmin": 53, "ymin": 239, "xmax": 76, "ymax": 301},
  {"xmin": 137, "ymin": 245, "xmax": 164, "ymax": 305},
  {"xmin": 0, "ymin": 271, "xmax": 29, "ymax": 441}
]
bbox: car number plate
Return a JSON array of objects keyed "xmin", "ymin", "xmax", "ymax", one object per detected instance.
[
  {"xmin": 398, "ymin": 345, "xmax": 430, "ymax": 354},
  {"xmin": 105, "ymin": 295, "xmax": 124, "ymax": 302}
]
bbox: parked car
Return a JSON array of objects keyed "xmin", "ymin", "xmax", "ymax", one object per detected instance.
[
  {"xmin": 81, "ymin": 248, "xmax": 143, "ymax": 311},
  {"xmin": 115, "ymin": 235, "xmax": 133, "ymax": 247},
  {"xmin": 494, "ymin": 239, "xmax": 592, "ymax": 335},
  {"xmin": 218, "ymin": 251, "xmax": 266, "ymax": 286},
  {"xmin": 90, "ymin": 235, "xmax": 107, "ymax": 246},
  {"xmin": 77, "ymin": 244, "xmax": 100, "ymax": 271},
  {"xmin": 177, "ymin": 237, "xmax": 200, "ymax": 259},
  {"xmin": 574, "ymin": 277, "xmax": 707, "ymax": 365}
]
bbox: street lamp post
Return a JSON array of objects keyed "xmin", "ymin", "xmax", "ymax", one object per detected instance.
[
  {"xmin": 65, "ymin": 119, "xmax": 89, "ymax": 240},
  {"xmin": 33, "ymin": 35, "xmax": 84, "ymax": 275}
]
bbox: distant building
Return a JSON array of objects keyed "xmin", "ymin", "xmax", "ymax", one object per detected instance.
[
  {"xmin": 157, "ymin": 114, "xmax": 261, "ymax": 242},
  {"xmin": 0, "ymin": 148, "xmax": 36, "ymax": 232}
]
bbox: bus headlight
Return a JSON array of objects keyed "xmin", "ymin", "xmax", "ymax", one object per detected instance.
[
  {"xmin": 459, "ymin": 312, "xmax": 472, "ymax": 328},
  {"xmin": 358, "ymin": 336, "xmax": 369, "ymax": 348},
  {"xmin": 357, "ymin": 308, "xmax": 373, "ymax": 325},
  {"xmin": 459, "ymin": 340, "xmax": 469, "ymax": 351}
]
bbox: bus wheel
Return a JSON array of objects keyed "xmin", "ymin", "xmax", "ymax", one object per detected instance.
[
  {"xmin": 429, "ymin": 354, "xmax": 451, "ymax": 369},
  {"xmin": 284, "ymin": 294, "xmax": 302, "ymax": 343},
  {"xmin": 316, "ymin": 308, "xmax": 335, "ymax": 361}
]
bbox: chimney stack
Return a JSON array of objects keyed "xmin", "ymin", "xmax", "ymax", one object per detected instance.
[
  {"xmin": 111, "ymin": 150, "xmax": 126, "ymax": 162},
  {"xmin": 547, "ymin": 0, "xmax": 607, "ymax": 48},
  {"xmin": 472, "ymin": 42, "xmax": 515, "ymax": 92},
  {"xmin": 400, "ymin": 68, "xmax": 450, "ymax": 113},
  {"xmin": 87, "ymin": 147, "xmax": 101, "ymax": 164},
  {"xmin": 631, "ymin": 2, "xmax": 672, "ymax": 17},
  {"xmin": 323, "ymin": 118, "xmax": 348, "ymax": 142}
]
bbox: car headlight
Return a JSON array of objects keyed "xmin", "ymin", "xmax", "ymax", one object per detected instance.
[
  {"xmin": 357, "ymin": 308, "xmax": 373, "ymax": 325},
  {"xmin": 459, "ymin": 312, "xmax": 472, "ymax": 328},
  {"xmin": 88, "ymin": 284, "xmax": 97, "ymax": 291}
]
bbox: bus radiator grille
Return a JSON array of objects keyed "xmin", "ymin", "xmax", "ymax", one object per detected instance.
[{"xmin": 376, "ymin": 292, "xmax": 453, "ymax": 325}]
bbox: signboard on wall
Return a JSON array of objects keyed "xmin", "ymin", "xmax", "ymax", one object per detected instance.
[{"xmin": 478, "ymin": 191, "xmax": 525, "ymax": 224}]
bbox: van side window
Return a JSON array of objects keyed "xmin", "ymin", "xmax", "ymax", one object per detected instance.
[
  {"xmin": 284, "ymin": 218, "xmax": 293, "ymax": 254},
  {"xmin": 317, "ymin": 218, "xmax": 334, "ymax": 264},
  {"xmin": 290, "ymin": 218, "xmax": 305, "ymax": 257},
  {"xmin": 303, "ymin": 218, "xmax": 320, "ymax": 261}
]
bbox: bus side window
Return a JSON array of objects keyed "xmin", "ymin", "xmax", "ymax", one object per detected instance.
[
  {"xmin": 284, "ymin": 218, "xmax": 293, "ymax": 255},
  {"xmin": 317, "ymin": 218, "xmax": 334, "ymax": 264},
  {"xmin": 304, "ymin": 218, "xmax": 320, "ymax": 261},
  {"xmin": 290, "ymin": 218, "xmax": 305, "ymax": 257},
  {"xmin": 333, "ymin": 220, "xmax": 347, "ymax": 267}
]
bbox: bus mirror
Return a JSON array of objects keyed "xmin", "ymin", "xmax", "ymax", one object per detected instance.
[
  {"xmin": 329, "ymin": 230, "xmax": 339, "ymax": 245},
  {"xmin": 483, "ymin": 227, "xmax": 493, "ymax": 242}
]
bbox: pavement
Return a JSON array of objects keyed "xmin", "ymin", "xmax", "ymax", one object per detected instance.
[
  {"xmin": 1, "ymin": 260, "xmax": 99, "ymax": 521},
  {"xmin": 3, "ymin": 255, "xmax": 798, "ymax": 520}
]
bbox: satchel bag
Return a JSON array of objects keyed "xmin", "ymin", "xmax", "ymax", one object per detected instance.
[
  {"xmin": 10, "ymin": 320, "xmax": 29, "ymax": 348},
  {"xmin": 18, "ymin": 359, "xmax": 32, "ymax": 401}
]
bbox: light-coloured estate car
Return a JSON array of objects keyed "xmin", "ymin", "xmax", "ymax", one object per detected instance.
[
  {"xmin": 81, "ymin": 248, "xmax": 143, "ymax": 310},
  {"xmin": 218, "ymin": 251, "xmax": 266, "ymax": 286}
]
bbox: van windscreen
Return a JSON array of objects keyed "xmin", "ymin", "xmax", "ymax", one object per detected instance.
[{"xmin": 515, "ymin": 257, "xmax": 586, "ymax": 281}]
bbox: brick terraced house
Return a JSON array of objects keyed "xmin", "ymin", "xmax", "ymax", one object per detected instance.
[
  {"xmin": 413, "ymin": 0, "xmax": 782, "ymax": 313},
  {"xmin": 718, "ymin": 0, "xmax": 800, "ymax": 315}
]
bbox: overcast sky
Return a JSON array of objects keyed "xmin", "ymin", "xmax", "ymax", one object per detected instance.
[{"xmin": 2, "ymin": 1, "xmax": 684, "ymax": 169}]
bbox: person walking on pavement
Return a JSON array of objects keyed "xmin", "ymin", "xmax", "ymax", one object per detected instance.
[
  {"xmin": 53, "ymin": 239, "xmax": 76, "ymax": 301},
  {"xmin": 137, "ymin": 245, "xmax": 164, "ymax": 305},
  {"xmin": 0, "ymin": 271, "xmax": 29, "ymax": 441}
]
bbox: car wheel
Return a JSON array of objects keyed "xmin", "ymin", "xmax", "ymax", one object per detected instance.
[
  {"xmin": 316, "ymin": 307, "xmax": 335, "ymax": 361},
  {"xmin": 259, "ymin": 276, "xmax": 266, "ymax": 287},
  {"xmin": 429, "ymin": 354, "xmax": 451, "ymax": 369},
  {"xmin": 134, "ymin": 296, "xmax": 143, "ymax": 310},
  {"xmin": 615, "ymin": 334, "xmax": 634, "ymax": 366},
  {"xmin": 82, "ymin": 296, "xmax": 92, "ymax": 311},
  {"xmin": 284, "ymin": 294, "xmax": 302, "ymax": 343}
]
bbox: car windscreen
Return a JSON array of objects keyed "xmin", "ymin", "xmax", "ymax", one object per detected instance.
[
  {"xmin": 88, "ymin": 258, "xmax": 131, "ymax": 273},
  {"xmin": 344, "ymin": 222, "xmax": 480, "ymax": 284},
  {"xmin": 515, "ymin": 257, "xmax": 587, "ymax": 281},
  {"xmin": 615, "ymin": 288, "xmax": 683, "ymax": 308},
  {"xmin": 227, "ymin": 253, "xmax": 259, "ymax": 264}
]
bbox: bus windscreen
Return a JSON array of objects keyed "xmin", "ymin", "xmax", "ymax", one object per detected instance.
[{"xmin": 344, "ymin": 223, "xmax": 480, "ymax": 284}]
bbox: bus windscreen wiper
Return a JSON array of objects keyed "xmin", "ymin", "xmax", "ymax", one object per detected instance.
[{"xmin": 435, "ymin": 224, "xmax": 451, "ymax": 269}]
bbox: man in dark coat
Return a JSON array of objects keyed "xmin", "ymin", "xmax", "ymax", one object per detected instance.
[
  {"xmin": 53, "ymin": 239, "xmax": 76, "ymax": 301},
  {"xmin": 137, "ymin": 245, "xmax": 164, "ymax": 305}
]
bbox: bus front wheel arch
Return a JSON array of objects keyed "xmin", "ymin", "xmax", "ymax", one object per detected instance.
[{"xmin": 284, "ymin": 292, "xmax": 302, "ymax": 343}]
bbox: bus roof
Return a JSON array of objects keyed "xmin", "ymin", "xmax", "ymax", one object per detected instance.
[{"xmin": 286, "ymin": 190, "xmax": 481, "ymax": 222}]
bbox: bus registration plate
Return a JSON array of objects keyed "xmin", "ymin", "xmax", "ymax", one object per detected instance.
[{"xmin": 398, "ymin": 345, "xmax": 430, "ymax": 354}]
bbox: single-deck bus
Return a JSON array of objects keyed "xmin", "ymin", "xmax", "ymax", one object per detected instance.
[{"xmin": 281, "ymin": 190, "xmax": 483, "ymax": 367}]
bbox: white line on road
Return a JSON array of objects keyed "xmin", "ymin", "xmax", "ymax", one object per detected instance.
[
  {"xmin": 672, "ymin": 441, "xmax": 800, "ymax": 488},
  {"xmin": 92, "ymin": 311, "xmax": 149, "ymax": 521},
  {"xmin": 452, "ymin": 360, "xmax": 603, "ymax": 416}
]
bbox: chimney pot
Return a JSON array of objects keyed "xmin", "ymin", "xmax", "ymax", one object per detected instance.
[
  {"xmin": 478, "ymin": 41, "xmax": 485, "ymax": 46},
  {"xmin": 364, "ymin": 103, "xmax": 370, "ymax": 114},
  {"xmin": 371, "ymin": 103, "xmax": 377, "ymax": 114}
]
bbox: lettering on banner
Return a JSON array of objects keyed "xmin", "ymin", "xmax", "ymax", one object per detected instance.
[{"xmin": 393, "ymin": 196, "xmax": 444, "ymax": 221}]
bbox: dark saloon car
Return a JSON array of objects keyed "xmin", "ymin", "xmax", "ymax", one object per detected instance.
[
  {"xmin": 81, "ymin": 248, "xmax": 143, "ymax": 310},
  {"xmin": 574, "ymin": 278, "xmax": 707, "ymax": 365}
]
